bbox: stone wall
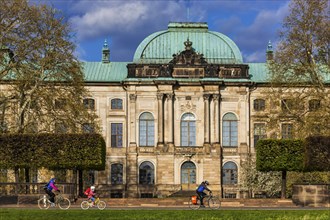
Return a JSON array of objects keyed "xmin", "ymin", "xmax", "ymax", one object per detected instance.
[{"xmin": 292, "ymin": 184, "xmax": 329, "ymax": 207}]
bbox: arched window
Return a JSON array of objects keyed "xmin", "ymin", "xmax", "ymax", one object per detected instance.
[
  {"xmin": 222, "ymin": 113, "xmax": 238, "ymax": 147},
  {"xmin": 111, "ymin": 98, "xmax": 123, "ymax": 110},
  {"xmin": 222, "ymin": 162, "xmax": 238, "ymax": 185},
  {"xmin": 181, "ymin": 113, "xmax": 196, "ymax": 146},
  {"xmin": 181, "ymin": 162, "xmax": 196, "ymax": 190},
  {"xmin": 139, "ymin": 112, "xmax": 154, "ymax": 146},
  {"xmin": 111, "ymin": 163, "xmax": 123, "ymax": 184},
  {"xmin": 139, "ymin": 161, "xmax": 154, "ymax": 185}
]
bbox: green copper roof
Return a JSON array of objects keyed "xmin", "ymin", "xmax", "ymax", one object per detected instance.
[
  {"xmin": 248, "ymin": 63, "xmax": 270, "ymax": 82},
  {"xmin": 133, "ymin": 22, "xmax": 243, "ymax": 64},
  {"xmin": 82, "ymin": 62, "xmax": 128, "ymax": 82}
]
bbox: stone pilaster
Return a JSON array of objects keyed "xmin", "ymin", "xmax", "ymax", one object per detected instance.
[{"xmin": 129, "ymin": 94, "xmax": 137, "ymax": 152}]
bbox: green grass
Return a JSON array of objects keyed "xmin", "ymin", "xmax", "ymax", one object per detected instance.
[{"xmin": 0, "ymin": 209, "xmax": 329, "ymax": 220}]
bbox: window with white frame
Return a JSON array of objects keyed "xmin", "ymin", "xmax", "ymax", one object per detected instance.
[
  {"xmin": 111, "ymin": 123, "xmax": 123, "ymax": 147},
  {"xmin": 139, "ymin": 112, "xmax": 154, "ymax": 146},
  {"xmin": 222, "ymin": 161, "xmax": 238, "ymax": 185},
  {"xmin": 111, "ymin": 98, "xmax": 123, "ymax": 110},
  {"xmin": 139, "ymin": 161, "xmax": 154, "ymax": 185},
  {"xmin": 222, "ymin": 113, "xmax": 238, "ymax": 147},
  {"xmin": 254, "ymin": 123, "xmax": 267, "ymax": 147},
  {"xmin": 180, "ymin": 113, "xmax": 196, "ymax": 146}
]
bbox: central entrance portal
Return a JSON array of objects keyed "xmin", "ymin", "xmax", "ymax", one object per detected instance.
[{"xmin": 181, "ymin": 161, "xmax": 196, "ymax": 190}]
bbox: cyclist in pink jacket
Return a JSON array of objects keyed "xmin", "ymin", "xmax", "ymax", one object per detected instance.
[{"xmin": 84, "ymin": 185, "xmax": 96, "ymax": 206}]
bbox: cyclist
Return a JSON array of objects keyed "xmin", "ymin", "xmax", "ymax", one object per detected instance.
[
  {"xmin": 44, "ymin": 177, "xmax": 60, "ymax": 207},
  {"xmin": 196, "ymin": 180, "xmax": 212, "ymax": 207},
  {"xmin": 84, "ymin": 185, "xmax": 96, "ymax": 206}
]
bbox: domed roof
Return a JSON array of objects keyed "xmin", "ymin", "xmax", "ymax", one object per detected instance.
[{"xmin": 133, "ymin": 22, "xmax": 243, "ymax": 64}]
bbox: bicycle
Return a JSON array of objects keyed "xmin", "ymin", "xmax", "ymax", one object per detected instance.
[
  {"xmin": 38, "ymin": 192, "xmax": 71, "ymax": 210},
  {"xmin": 188, "ymin": 192, "xmax": 220, "ymax": 210},
  {"xmin": 81, "ymin": 197, "xmax": 107, "ymax": 210}
]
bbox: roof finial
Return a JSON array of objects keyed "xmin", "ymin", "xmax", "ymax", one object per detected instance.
[
  {"xmin": 267, "ymin": 40, "xmax": 273, "ymax": 52},
  {"xmin": 266, "ymin": 40, "xmax": 273, "ymax": 61},
  {"xmin": 102, "ymin": 38, "xmax": 110, "ymax": 63},
  {"xmin": 184, "ymin": 38, "xmax": 192, "ymax": 50},
  {"xmin": 103, "ymin": 39, "xmax": 109, "ymax": 50}
]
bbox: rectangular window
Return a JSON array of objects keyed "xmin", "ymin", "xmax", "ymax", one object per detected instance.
[
  {"xmin": 253, "ymin": 99, "xmax": 265, "ymax": 111},
  {"xmin": 254, "ymin": 123, "xmax": 266, "ymax": 147},
  {"xmin": 55, "ymin": 122, "xmax": 68, "ymax": 133},
  {"xmin": 55, "ymin": 99, "xmax": 66, "ymax": 109},
  {"xmin": 111, "ymin": 99, "xmax": 123, "ymax": 110},
  {"xmin": 83, "ymin": 98, "xmax": 95, "ymax": 110},
  {"xmin": 309, "ymin": 99, "xmax": 321, "ymax": 111},
  {"xmin": 82, "ymin": 123, "xmax": 94, "ymax": 133},
  {"xmin": 111, "ymin": 123, "xmax": 123, "ymax": 147},
  {"xmin": 281, "ymin": 124, "xmax": 293, "ymax": 139}
]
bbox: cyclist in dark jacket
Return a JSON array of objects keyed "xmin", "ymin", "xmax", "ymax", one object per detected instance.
[{"xmin": 196, "ymin": 180, "xmax": 211, "ymax": 207}]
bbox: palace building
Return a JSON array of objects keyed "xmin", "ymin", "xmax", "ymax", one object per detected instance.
[{"xmin": 83, "ymin": 22, "xmax": 272, "ymax": 198}]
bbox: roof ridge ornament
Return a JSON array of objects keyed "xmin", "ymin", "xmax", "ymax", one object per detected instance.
[
  {"xmin": 184, "ymin": 38, "xmax": 193, "ymax": 51},
  {"xmin": 170, "ymin": 39, "xmax": 207, "ymax": 66}
]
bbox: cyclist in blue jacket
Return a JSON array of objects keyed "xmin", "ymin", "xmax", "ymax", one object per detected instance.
[
  {"xmin": 44, "ymin": 177, "xmax": 60, "ymax": 207},
  {"xmin": 196, "ymin": 180, "xmax": 212, "ymax": 207}
]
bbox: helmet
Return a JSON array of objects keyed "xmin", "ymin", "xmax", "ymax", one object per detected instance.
[
  {"xmin": 91, "ymin": 186, "xmax": 95, "ymax": 191},
  {"xmin": 204, "ymin": 180, "xmax": 209, "ymax": 185}
]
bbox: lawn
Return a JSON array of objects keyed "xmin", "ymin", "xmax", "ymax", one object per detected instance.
[{"xmin": 0, "ymin": 209, "xmax": 329, "ymax": 220}]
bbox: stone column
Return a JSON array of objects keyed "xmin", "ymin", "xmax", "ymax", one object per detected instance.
[
  {"xmin": 203, "ymin": 94, "xmax": 211, "ymax": 144},
  {"xmin": 129, "ymin": 94, "xmax": 137, "ymax": 151},
  {"xmin": 157, "ymin": 93, "xmax": 164, "ymax": 144},
  {"xmin": 212, "ymin": 94, "xmax": 220, "ymax": 143},
  {"xmin": 127, "ymin": 93, "xmax": 138, "ymax": 197},
  {"xmin": 166, "ymin": 93, "xmax": 173, "ymax": 144}
]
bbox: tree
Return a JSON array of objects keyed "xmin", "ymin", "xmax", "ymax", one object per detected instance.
[
  {"xmin": 240, "ymin": 154, "xmax": 281, "ymax": 198},
  {"xmin": 0, "ymin": 0, "xmax": 99, "ymax": 183},
  {"xmin": 266, "ymin": 0, "xmax": 330, "ymax": 139},
  {"xmin": 256, "ymin": 139, "xmax": 305, "ymax": 199}
]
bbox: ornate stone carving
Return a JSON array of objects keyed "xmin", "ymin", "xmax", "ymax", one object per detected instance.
[
  {"xmin": 129, "ymin": 94, "xmax": 137, "ymax": 102},
  {"xmin": 157, "ymin": 93, "xmax": 164, "ymax": 100},
  {"xmin": 212, "ymin": 94, "xmax": 220, "ymax": 102},
  {"xmin": 170, "ymin": 39, "xmax": 207, "ymax": 66},
  {"xmin": 203, "ymin": 94, "xmax": 211, "ymax": 101}
]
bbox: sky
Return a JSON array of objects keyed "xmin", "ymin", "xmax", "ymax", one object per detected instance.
[{"xmin": 31, "ymin": 0, "xmax": 291, "ymax": 63}]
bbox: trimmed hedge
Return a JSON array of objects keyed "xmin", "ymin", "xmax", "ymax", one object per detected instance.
[
  {"xmin": 256, "ymin": 139, "xmax": 305, "ymax": 172},
  {"xmin": 0, "ymin": 133, "xmax": 106, "ymax": 170},
  {"xmin": 305, "ymin": 136, "xmax": 330, "ymax": 171}
]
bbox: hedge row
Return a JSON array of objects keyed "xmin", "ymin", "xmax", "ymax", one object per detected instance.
[
  {"xmin": 0, "ymin": 133, "xmax": 106, "ymax": 170},
  {"xmin": 304, "ymin": 136, "xmax": 330, "ymax": 171},
  {"xmin": 256, "ymin": 137, "xmax": 330, "ymax": 172},
  {"xmin": 256, "ymin": 139, "xmax": 305, "ymax": 172}
]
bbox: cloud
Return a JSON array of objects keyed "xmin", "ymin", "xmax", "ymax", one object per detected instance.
[
  {"xmin": 63, "ymin": 0, "xmax": 291, "ymax": 62},
  {"xmin": 235, "ymin": 1, "xmax": 290, "ymax": 62}
]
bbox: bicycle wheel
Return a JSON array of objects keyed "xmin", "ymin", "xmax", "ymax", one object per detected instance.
[
  {"xmin": 81, "ymin": 201, "xmax": 90, "ymax": 210},
  {"xmin": 38, "ymin": 197, "xmax": 50, "ymax": 209},
  {"xmin": 58, "ymin": 197, "xmax": 71, "ymax": 210},
  {"xmin": 208, "ymin": 196, "xmax": 220, "ymax": 210},
  {"xmin": 97, "ymin": 200, "xmax": 106, "ymax": 210},
  {"xmin": 188, "ymin": 196, "xmax": 201, "ymax": 210}
]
